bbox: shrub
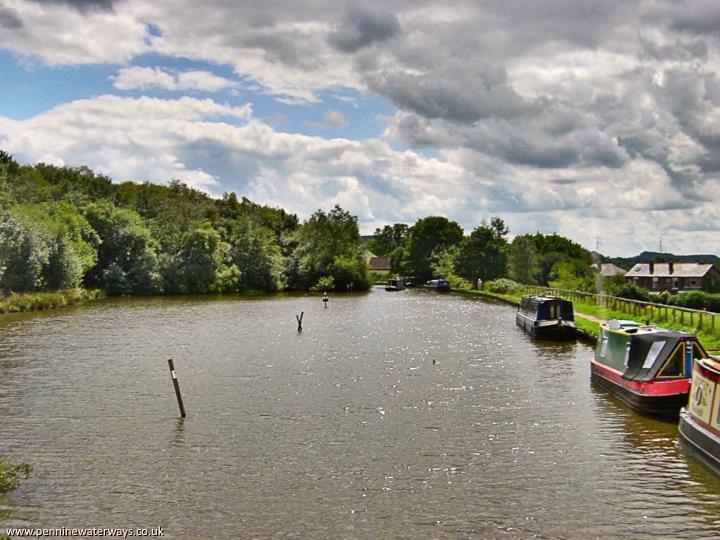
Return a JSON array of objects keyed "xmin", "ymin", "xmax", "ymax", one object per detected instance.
[
  {"xmin": 485, "ymin": 278, "xmax": 521, "ymax": 294},
  {"xmin": 0, "ymin": 459, "xmax": 31, "ymax": 494}
]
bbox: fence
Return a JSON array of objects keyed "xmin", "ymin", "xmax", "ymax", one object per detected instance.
[{"xmin": 517, "ymin": 285, "xmax": 720, "ymax": 335}]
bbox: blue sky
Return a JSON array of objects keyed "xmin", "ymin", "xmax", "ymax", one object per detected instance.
[{"xmin": 1, "ymin": 0, "xmax": 720, "ymax": 256}]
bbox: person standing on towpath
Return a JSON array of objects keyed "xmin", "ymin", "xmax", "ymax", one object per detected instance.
[{"xmin": 322, "ymin": 292, "xmax": 329, "ymax": 308}]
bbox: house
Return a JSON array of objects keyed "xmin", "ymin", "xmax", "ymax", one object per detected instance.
[
  {"xmin": 368, "ymin": 256, "xmax": 392, "ymax": 274},
  {"xmin": 365, "ymin": 251, "xmax": 392, "ymax": 276},
  {"xmin": 625, "ymin": 262, "xmax": 720, "ymax": 292},
  {"xmin": 593, "ymin": 262, "xmax": 626, "ymax": 277}
]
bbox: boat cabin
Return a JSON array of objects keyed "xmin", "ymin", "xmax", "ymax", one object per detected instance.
[
  {"xmin": 516, "ymin": 296, "xmax": 576, "ymax": 339},
  {"xmin": 425, "ymin": 279, "xmax": 451, "ymax": 291},
  {"xmin": 385, "ymin": 277, "xmax": 405, "ymax": 291},
  {"xmin": 595, "ymin": 320, "xmax": 708, "ymax": 382},
  {"xmin": 518, "ymin": 296, "xmax": 574, "ymax": 322}
]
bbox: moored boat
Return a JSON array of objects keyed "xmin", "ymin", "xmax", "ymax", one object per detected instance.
[
  {"xmin": 385, "ymin": 277, "xmax": 405, "ymax": 291},
  {"xmin": 679, "ymin": 356, "xmax": 720, "ymax": 476},
  {"xmin": 515, "ymin": 295, "xmax": 576, "ymax": 340},
  {"xmin": 591, "ymin": 320, "xmax": 710, "ymax": 418},
  {"xmin": 425, "ymin": 279, "xmax": 451, "ymax": 291}
]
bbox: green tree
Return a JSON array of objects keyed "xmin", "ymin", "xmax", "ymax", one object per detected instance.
[
  {"xmin": 0, "ymin": 212, "xmax": 49, "ymax": 292},
  {"xmin": 228, "ymin": 218, "xmax": 282, "ymax": 291},
  {"xmin": 509, "ymin": 235, "xmax": 540, "ymax": 284},
  {"xmin": 527, "ymin": 233, "xmax": 592, "ymax": 286},
  {"xmin": 84, "ymin": 201, "xmax": 161, "ymax": 295},
  {"xmin": 406, "ymin": 216, "xmax": 464, "ymax": 282},
  {"xmin": 455, "ymin": 218, "xmax": 509, "ymax": 282},
  {"xmin": 549, "ymin": 258, "xmax": 595, "ymax": 292},
  {"xmin": 295, "ymin": 205, "xmax": 369, "ymax": 291}
]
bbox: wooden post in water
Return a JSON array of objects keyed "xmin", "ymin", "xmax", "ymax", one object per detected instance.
[
  {"xmin": 167, "ymin": 358, "xmax": 186, "ymax": 418},
  {"xmin": 296, "ymin": 311, "xmax": 304, "ymax": 332}
]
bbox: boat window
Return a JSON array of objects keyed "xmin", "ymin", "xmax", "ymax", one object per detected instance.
[
  {"xmin": 623, "ymin": 341, "xmax": 630, "ymax": 367},
  {"xmin": 599, "ymin": 330, "xmax": 609, "ymax": 358},
  {"xmin": 642, "ymin": 340, "xmax": 666, "ymax": 369},
  {"xmin": 659, "ymin": 346, "xmax": 684, "ymax": 377},
  {"xmin": 692, "ymin": 342, "xmax": 709, "ymax": 360}
]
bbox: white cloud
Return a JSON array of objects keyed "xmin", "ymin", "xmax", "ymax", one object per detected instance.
[
  {"xmin": 112, "ymin": 67, "xmax": 239, "ymax": 92},
  {"xmin": 0, "ymin": 0, "xmax": 149, "ymax": 65},
  {"xmin": 1, "ymin": 1, "xmax": 720, "ymax": 255},
  {"xmin": 304, "ymin": 109, "xmax": 348, "ymax": 129}
]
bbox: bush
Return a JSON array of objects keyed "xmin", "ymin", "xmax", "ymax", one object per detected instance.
[
  {"xmin": 615, "ymin": 283, "xmax": 650, "ymax": 301},
  {"xmin": 310, "ymin": 276, "xmax": 334, "ymax": 292},
  {"xmin": 484, "ymin": 278, "xmax": 521, "ymax": 294},
  {"xmin": 0, "ymin": 459, "xmax": 31, "ymax": 494}
]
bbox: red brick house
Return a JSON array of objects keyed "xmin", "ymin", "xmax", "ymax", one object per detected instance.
[{"xmin": 625, "ymin": 262, "xmax": 720, "ymax": 292}]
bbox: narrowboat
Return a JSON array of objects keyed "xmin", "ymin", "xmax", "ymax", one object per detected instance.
[
  {"xmin": 591, "ymin": 320, "xmax": 710, "ymax": 418},
  {"xmin": 425, "ymin": 279, "xmax": 451, "ymax": 291},
  {"xmin": 385, "ymin": 277, "xmax": 405, "ymax": 291},
  {"xmin": 679, "ymin": 356, "xmax": 720, "ymax": 476},
  {"xmin": 515, "ymin": 295, "xmax": 577, "ymax": 340}
]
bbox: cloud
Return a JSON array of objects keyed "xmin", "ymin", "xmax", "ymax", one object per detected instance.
[
  {"xmin": 111, "ymin": 67, "xmax": 239, "ymax": 92},
  {"xmin": 30, "ymin": 0, "xmax": 118, "ymax": 11},
  {"xmin": 0, "ymin": 0, "xmax": 148, "ymax": 64},
  {"xmin": 0, "ymin": 6, "xmax": 22, "ymax": 28},
  {"xmin": 304, "ymin": 109, "xmax": 347, "ymax": 129},
  {"xmin": 1, "ymin": 1, "xmax": 720, "ymax": 255},
  {"xmin": 329, "ymin": 6, "xmax": 401, "ymax": 53}
]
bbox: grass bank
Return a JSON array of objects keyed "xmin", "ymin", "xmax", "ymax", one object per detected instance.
[
  {"xmin": 464, "ymin": 289, "xmax": 720, "ymax": 352},
  {"xmin": 0, "ymin": 288, "xmax": 104, "ymax": 315}
]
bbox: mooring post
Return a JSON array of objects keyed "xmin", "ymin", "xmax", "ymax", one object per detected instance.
[
  {"xmin": 296, "ymin": 311, "xmax": 304, "ymax": 332},
  {"xmin": 167, "ymin": 358, "xmax": 186, "ymax": 418}
]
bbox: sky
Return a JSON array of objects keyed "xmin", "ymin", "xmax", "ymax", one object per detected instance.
[{"xmin": 1, "ymin": 0, "xmax": 719, "ymax": 257}]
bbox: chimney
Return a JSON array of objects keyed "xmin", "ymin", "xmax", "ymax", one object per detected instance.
[
  {"xmin": 669, "ymin": 262, "xmax": 674, "ymax": 274},
  {"xmin": 649, "ymin": 262, "xmax": 654, "ymax": 274}
]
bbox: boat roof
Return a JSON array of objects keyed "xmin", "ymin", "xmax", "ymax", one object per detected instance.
[
  {"xmin": 601, "ymin": 319, "xmax": 652, "ymax": 334},
  {"xmin": 521, "ymin": 295, "xmax": 572, "ymax": 304},
  {"xmin": 624, "ymin": 329, "xmax": 701, "ymax": 381}
]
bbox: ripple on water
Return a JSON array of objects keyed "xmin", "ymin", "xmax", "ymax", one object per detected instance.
[{"xmin": 1, "ymin": 291, "xmax": 720, "ymax": 538}]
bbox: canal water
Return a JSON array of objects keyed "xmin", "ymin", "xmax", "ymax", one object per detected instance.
[{"xmin": 1, "ymin": 289, "xmax": 720, "ymax": 539}]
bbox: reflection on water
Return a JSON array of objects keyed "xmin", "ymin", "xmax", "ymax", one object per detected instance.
[{"xmin": 0, "ymin": 289, "xmax": 719, "ymax": 538}]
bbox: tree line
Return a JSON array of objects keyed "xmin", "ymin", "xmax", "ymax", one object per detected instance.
[
  {"xmin": 0, "ymin": 150, "xmax": 614, "ymax": 298},
  {"xmin": 0, "ymin": 151, "xmax": 369, "ymax": 295},
  {"xmin": 367, "ymin": 216, "xmax": 614, "ymax": 293}
]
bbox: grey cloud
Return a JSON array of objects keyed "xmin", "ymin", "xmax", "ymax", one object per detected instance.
[
  {"xmin": 0, "ymin": 6, "xmax": 22, "ymax": 28},
  {"xmin": 639, "ymin": 34, "xmax": 708, "ymax": 62},
  {"xmin": 329, "ymin": 6, "xmax": 400, "ymax": 53},
  {"xmin": 549, "ymin": 179, "xmax": 577, "ymax": 185},
  {"xmin": 30, "ymin": 0, "xmax": 118, "ymax": 11},
  {"xmin": 369, "ymin": 67, "xmax": 527, "ymax": 124},
  {"xmin": 670, "ymin": 0, "xmax": 720, "ymax": 37}
]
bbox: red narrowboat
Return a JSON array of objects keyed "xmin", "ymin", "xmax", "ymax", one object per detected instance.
[
  {"xmin": 679, "ymin": 356, "xmax": 720, "ymax": 476},
  {"xmin": 591, "ymin": 320, "xmax": 710, "ymax": 418}
]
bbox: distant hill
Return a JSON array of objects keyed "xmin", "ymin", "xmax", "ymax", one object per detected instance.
[{"xmin": 604, "ymin": 251, "xmax": 720, "ymax": 270}]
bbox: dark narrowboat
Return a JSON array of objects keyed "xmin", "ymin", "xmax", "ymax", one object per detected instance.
[
  {"xmin": 385, "ymin": 277, "xmax": 405, "ymax": 291},
  {"xmin": 679, "ymin": 356, "xmax": 720, "ymax": 476},
  {"xmin": 515, "ymin": 295, "xmax": 577, "ymax": 340},
  {"xmin": 591, "ymin": 319, "xmax": 710, "ymax": 418},
  {"xmin": 425, "ymin": 279, "xmax": 451, "ymax": 291}
]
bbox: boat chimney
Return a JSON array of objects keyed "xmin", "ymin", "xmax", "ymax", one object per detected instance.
[
  {"xmin": 649, "ymin": 262, "xmax": 654, "ymax": 274},
  {"xmin": 669, "ymin": 262, "xmax": 674, "ymax": 274}
]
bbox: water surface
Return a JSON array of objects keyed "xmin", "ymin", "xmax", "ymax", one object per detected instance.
[{"xmin": 1, "ymin": 289, "xmax": 719, "ymax": 538}]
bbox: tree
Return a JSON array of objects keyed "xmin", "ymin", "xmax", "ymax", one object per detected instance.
[
  {"xmin": 0, "ymin": 212, "xmax": 49, "ymax": 292},
  {"xmin": 526, "ymin": 233, "xmax": 592, "ymax": 286},
  {"xmin": 84, "ymin": 201, "xmax": 161, "ymax": 295},
  {"xmin": 509, "ymin": 235, "xmax": 540, "ymax": 284},
  {"xmin": 406, "ymin": 216, "xmax": 464, "ymax": 282},
  {"xmin": 295, "ymin": 205, "xmax": 369, "ymax": 291},
  {"xmin": 455, "ymin": 218, "xmax": 509, "ymax": 282}
]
